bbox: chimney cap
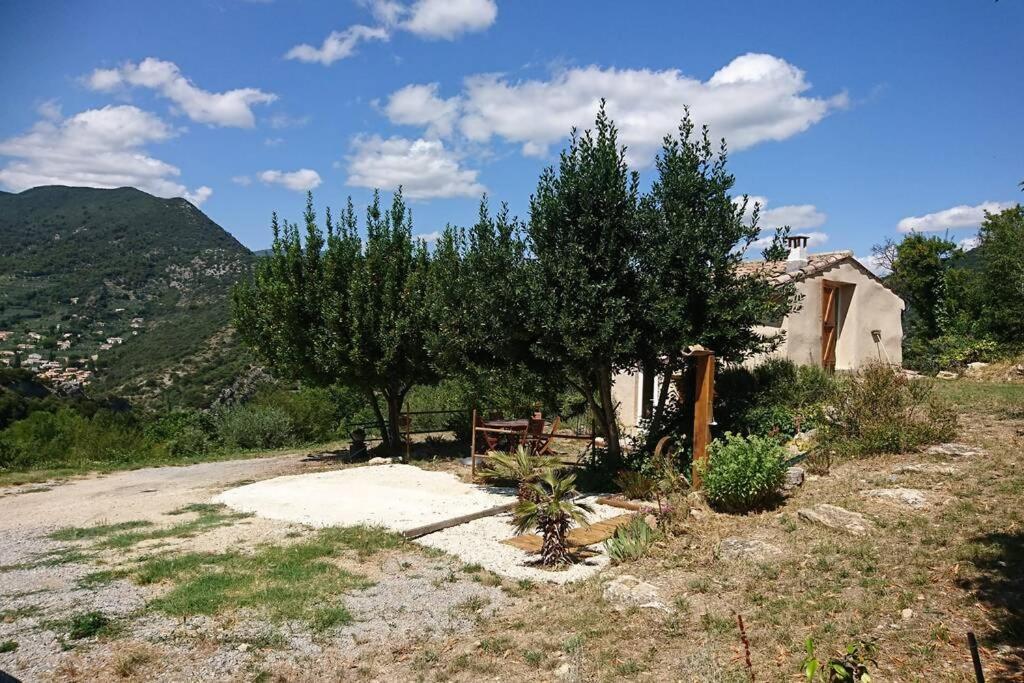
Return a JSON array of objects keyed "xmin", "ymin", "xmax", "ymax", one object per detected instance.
[{"xmin": 786, "ymin": 235, "xmax": 809, "ymax": 249}]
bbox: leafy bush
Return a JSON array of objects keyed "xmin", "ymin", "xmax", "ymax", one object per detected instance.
[
  {"xmin": 604, "ymin": 516, "xmax": 658, "ymax": 564},
  {"xmin": 702, "ymin": 433, "xmax": 787, "ymax": 512},
  {"xmin": 254, "ymin": 386, "xmax": 340, "ymax": 444},
  {"xmin": 0, "ymin": 408, "xmax": 166, "ymax": 471},
  {"xmin": 817, "ymin": 363, "xmax": 956, "ymax": 458},
  {"xmin": 715, "ymin": 359, "xmax": 836, "ymax": 440},
  {"xmin": 212, "ymin": 404, "xmax": 293, "ymax": 451}
]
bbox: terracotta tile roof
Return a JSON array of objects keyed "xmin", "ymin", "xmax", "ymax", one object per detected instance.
[{"xmin": 737, "ymin": 250, "xmax": 855, "ymax": 286}]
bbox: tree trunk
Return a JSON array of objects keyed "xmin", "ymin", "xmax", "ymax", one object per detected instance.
[
  {"xmin": 596, "ymin": 366, "xmax": 622, "ymax": 470},
  {"xmin": 366, "ymin": 388, "xmax": 390, "ymax": 450},
  {"xmin": 382, "ymin": 386, "xmax": 411, "ymax": 460}
]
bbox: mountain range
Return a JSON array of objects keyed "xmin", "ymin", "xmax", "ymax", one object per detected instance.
[{"xmin": 0, "ymin": 186, "xmax": 256, "ymax": 407}]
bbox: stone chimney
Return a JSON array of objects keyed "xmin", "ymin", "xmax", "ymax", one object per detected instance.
[{"xmin": 786, "ymin": 235, "xmax": 809, "ymax": 272}]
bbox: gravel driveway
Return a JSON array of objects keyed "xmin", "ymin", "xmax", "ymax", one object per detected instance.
[{"xmin": 0, "ymin": 456, "xmax": 510, "ymax": 681}]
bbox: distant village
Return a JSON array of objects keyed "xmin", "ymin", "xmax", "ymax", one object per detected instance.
[{"xmin": 0, "ymin": 299, "xmax": 146, "ymax": 393}]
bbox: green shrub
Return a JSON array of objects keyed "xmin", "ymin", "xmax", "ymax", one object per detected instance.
[
  {"xmin": 253, "ymin": 386, "xmax": 340, "ymax": 444},
  {"xmin": 702, "ymin": 433, "xmax": 786, "ymax": 512},
  {"xmin": 0, "ymin": 408, "xmax": 166, "ymax": 471},
  {"xmin": 818, "ymin": 363, "xmax": 956, "ymax": 458},
  {"xmin": 212, "ymin": 404, "xmax": 293, "ymax": 450},
  {"xmin": 604, "ymin": 516, "xmax": 658, "ymax": 563},
  {"xmin": 714, "ymin": 359, "xmax": 836, "ymax": 440}
]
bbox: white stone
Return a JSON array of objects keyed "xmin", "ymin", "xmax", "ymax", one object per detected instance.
[
  {"xmin": 926, "ymin": 443, "xmax": 983, "ymax": 458},
  {"xmin": 783, "ymin": 466, "xmax": 806, "ymax": 490},
  {"xmin": 892, "ymin": 463, "xmax": 957, "ymax": 476},
  {"xmin": 797, "ymin": 504, "xmax": 873, "ymax": 535},
  {"xmin": 936, "ymin": 370, "xmax": 957, "ymax": 380},
  {"xmin": 718, "ymin": 538, "xmax": 784, "ymax": 562},
  {"xmin": 863, "ymin": 488, "xmax": 929, "ymax": 509},
  {"xmin": 603, "ymin": 574, "xmax": 668, "ymax": 611},
  {"xmin": 901, "ymin": 608, "xmax": 914, "ymax": 621}
]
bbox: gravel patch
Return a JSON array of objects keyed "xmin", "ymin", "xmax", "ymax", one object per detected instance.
[
  {"xmin": 216, "ymin": 464, "xmax": 515, "ymax": 532},
  {"xmin": 416, "ymin": 496, "xmax": 622, "ymax": 584}
]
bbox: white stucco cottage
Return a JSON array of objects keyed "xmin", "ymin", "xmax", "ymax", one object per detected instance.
[{"xmin": 613, "ymin": 235, "xmax": 905, "ymax": 432}]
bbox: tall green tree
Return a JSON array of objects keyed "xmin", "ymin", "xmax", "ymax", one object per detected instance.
[
  {"xmin": 976, "ymin": 205, "xmax": 1024, "ymax": 344},
  {"xmin": 638, "ymin": 111, "xmax": 796, "ymax": 434},
  {"xmin": 527, "ymin": 103, "xmax": 642, "ymax": 467},
  {"xmin": 872, "ymin": 232, "xmax": 958, "ymax": 340},
  {"xmin": 232, "ymin": 190, "xmax": 436, "ymax": 451}
]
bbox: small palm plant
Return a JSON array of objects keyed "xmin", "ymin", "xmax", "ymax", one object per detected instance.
[
  {"xmin": 478, "ymin": 446, "xmax": 560, "ymax": 501},
  {"xmin": 513, "ymin": 468, "xmax": 593, "ymax": 566}
]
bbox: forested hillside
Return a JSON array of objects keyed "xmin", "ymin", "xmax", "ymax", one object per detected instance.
[{"xmin": 0, "ymin": 186, "xmax": 255, "ymax": 406}]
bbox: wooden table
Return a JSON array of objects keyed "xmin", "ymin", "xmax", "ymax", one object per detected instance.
[{"xmin": 483, "ymin": 418, "xmax": 529, "ymax": 431}]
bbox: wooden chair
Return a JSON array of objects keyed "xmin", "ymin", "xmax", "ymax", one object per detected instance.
[
  {"xmin": 524, "ymin": 417, "xmax": 545, "ymax": 453},
  {"xmin": 475, "ymin": 412, "xmax": 499, "ymax": 453},
  {"xmin": 532, "ymin": 416, "xmax": 560, "ymax": 456}
]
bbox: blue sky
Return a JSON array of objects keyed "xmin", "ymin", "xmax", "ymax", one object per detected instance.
[{"xmin": 0, "ymin": 0, "xmax": 1021, "ymax": 259}]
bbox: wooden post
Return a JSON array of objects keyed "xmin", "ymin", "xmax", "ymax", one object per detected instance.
[
  {"xmin": 470, "ymin": 408, "xmax": 478, "ymax": 481},
  {"xmin": 690, "ymin": 350, "xmax": 715, "ymax": 488}
]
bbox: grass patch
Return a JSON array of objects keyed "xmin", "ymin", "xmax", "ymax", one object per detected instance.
[
  {"xmin": 49, "ymin": 520, "xmax": 153, "ymax": 542},
  {"xmin": 933, "ymin": 381, "xmax": 1024, "ymax": 418},
  {"xmin": 316, "ymin": 525, "xmax": 406, "ymax": 558},
  {"xmin": 0, "ymin": 605, "xmax": 41, "ymax": 623},
  {"xmin": 113, "ymin": 647, "xmax": 153, "ymax": 677},
  {"xmin": 99, "ymin": 505, "xmax": 250, "ymax": 549},
  {"xmin": 131, "ymin": 527, "xmax": 377, "ymax": 628},
  {"xmin": 78, "ymin": 568, "xmax": 131, "ymax": 588},
  {"xmin": 311, "ymin": 606, "xmax": 353, "ymax": 631},
  {"xmin": 0, "ymin": 546, "xmax": 91, "ymax": 571},
  {"xmin": 45, "ymin": 610, "xmax": 116, "ymax": 641},
  {"xmin": 0, "ymin": 640, "xmax": 18, "ymax": 653}
]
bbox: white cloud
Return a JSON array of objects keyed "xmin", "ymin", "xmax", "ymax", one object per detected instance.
[
  {"xmin": 761, "ymin": 203, "xmax": 827, "ymax": 230},
  {"xmin": 285, "ymin": 25, "xmax": 389, "ymax": 65},
  {"xmin": 264, "ymin": 137, "xmax": 284, "ymax": 147},
  {"xmin": 0, "ymin": 104, "xmax": 207, "ymax": 202},
  {"xmin": 231, "ymin": 175, "xmax": 252, "ymax": 186},
  {"xmin": 403, "ymin": 0, "xmax": 497, "ymax": 39},
  {"xmin": 87, "ymin": 58, "xmax": 277, "ymax": 128},
  {"xmin": 857, "ymin": 252, "xmax": 890, "ymax": 276},
  {"xmin": 288, "ymin": 0, "xmax": 494, "ymax": 66},
  {"xmin": 259, "ymin": 168, "xmax": 322, "ymax": 192},
  {"xmin": 346, "ymin": 135, "xmax": 484, "ymax": 199},
  {"xmin": 184, "ymin": 186, "xmax": 213, "ymax": 206},
  {"xmin": 736, "ymin": 195, "xmax": 827, "ymax": 230},
  {"xmin": 416, "ymin": 230, "xmax": 442, "ymax": 243},
  {"xmin": 36, "ymin": 99, "xmax": 62, "ymax": 121},
  {"xmin": 385, "ymin": 54, "xmax": 844, "ymax": 165},
  {"xmin": 897, "ymin": 201, "xmax": 1015, "ymax": 233},
  {"xmin": 267, "ymin": 113, "xmax": 310, "ymax": 129},
  {"xmin": 383, "ymin": 83, "xmax": 460, "ymax": 137},
  {"xmin": 958, "ymin": 235, "xmax": 980, "ymax": 251}
]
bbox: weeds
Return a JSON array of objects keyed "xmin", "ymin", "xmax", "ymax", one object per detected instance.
[
  {"xmin": 604, "ymin": 516, "xmax": 658, "ymax": 563},
  {"xmin": 0, "ymin": 640, "xmax": 17, "ymax": 653}
]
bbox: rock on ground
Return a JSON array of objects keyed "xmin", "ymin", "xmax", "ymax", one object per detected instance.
[
  {"xmin": 936, "ymin": 370, "xmax": 958, "ymax": 380},
  {"xmin": 783, "ymin": 466, "xmax": 805, "ymax": 491},
  {"xmin": 717, "ymin": 538, "xmax": 784, "ymax": 562},
  {"xmin": 893, "ymin": 463, "xmax": 958, "ymax": 476},
  {"xmin": 927, "ymin": 443, "xmax": 984, "ymax": 458},
  {"xmin": 797, "ymin": 504, "xmax": 873, "ymax": 536},
  {"xmin": 863, "ymin": 488, "xmax": 930, "ymax": 509},
  {"xmin": 603, "ymin": 574, "xmax": 668, "ymax": 611}
]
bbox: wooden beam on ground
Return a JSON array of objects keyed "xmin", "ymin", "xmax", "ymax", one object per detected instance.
[{"xmin": 401, "ymin": 502, "xmax": 517, "ymax": 540}]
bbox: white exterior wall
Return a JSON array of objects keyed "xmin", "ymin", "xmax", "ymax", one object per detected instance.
[
  {"xmin": 613, "ymin": 259, "xmax": 905, "ymax": 433},
  {"xmin": 752, "ymin": 260, "xmax": 904, "ymax": 370}
]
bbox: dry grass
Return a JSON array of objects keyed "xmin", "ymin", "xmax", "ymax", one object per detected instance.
[{"xmin": 340, "ymin": 396, "xmax": 1024, "ymax": 681}]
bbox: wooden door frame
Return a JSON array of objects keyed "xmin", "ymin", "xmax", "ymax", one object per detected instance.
[{"xmin": 821, "ymin": 281, "xmax": 839, "ymax": 370}]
